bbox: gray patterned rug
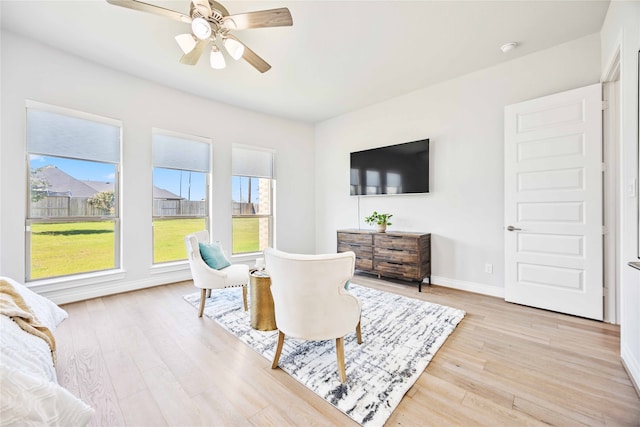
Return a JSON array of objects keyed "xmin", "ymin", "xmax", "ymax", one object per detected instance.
[{"xmin": 183, "ymin": 283, "xmax": 465, "ymax": 427}]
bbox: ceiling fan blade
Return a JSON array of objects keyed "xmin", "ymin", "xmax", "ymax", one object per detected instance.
[
  {"xmin": 179, "ymin": 40, "xmax": 209, "ymax": 65},
  {"xmin": 227, "ymin": 35, "xmax": 272, "ymax": 73},
  {"xmin": 106, "ymin": 0, "xmax": 191, "ymax": 23},
  {"xmin": 223, "ymin": 8, "xmax": 293, "ymax": 30},
  {"xmin": 191, "ymin": 0, "xmax": 211, "ymax": 17}
]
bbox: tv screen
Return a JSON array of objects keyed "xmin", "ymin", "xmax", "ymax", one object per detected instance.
[{"xmin": 350, "ymin": 139, "xmax": 429, "ymax": 195}]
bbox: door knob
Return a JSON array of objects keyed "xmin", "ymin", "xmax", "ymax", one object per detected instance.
[{"xmin": 506, "ymin": 225, "xmax": 522, "ymax": 231}]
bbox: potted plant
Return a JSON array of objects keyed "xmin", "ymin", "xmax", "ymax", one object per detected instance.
[{"xmin": 365, "ymin": 211, "xmax": 393, "ymax": 233}]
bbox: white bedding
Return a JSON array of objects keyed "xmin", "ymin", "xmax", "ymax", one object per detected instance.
[{"xmin": 0, "ymin": 277, "xmax": 94, "ymax": 426}]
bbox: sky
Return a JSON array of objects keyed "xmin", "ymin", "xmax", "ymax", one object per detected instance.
[{"xmin": 30, "ymin": 155, "xmax": 259, "ymax": 202}]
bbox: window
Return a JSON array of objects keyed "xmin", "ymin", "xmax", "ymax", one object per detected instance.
[
  {"xmin": 232, "ymin": 146, "xmax": 274, "ymax": 254},
  {"xmin": 26, "ymin": 103, "xmax": 121, "ymax": 281},
  {"xmin": 152, "ymin": 130, "xmax": 210, "ymax": 264}
]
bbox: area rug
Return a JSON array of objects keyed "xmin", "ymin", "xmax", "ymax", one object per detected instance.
[{"xmin": 183, "ymin": 284, "xmax": 465, "ymax": 427}]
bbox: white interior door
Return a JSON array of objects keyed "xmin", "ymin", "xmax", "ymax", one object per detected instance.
[{"xmin": 504, "ymin": 83, "xmax": 603, "ymax": 320}]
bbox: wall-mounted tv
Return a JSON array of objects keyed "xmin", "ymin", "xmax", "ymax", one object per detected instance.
[{"xmin": 350, "ymin": 139, "xmax": 429, "ymax": 196}]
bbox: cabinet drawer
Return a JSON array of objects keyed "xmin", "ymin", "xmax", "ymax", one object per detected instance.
[
  {"xmin": 374, "ymin": 234, "xmax": 418, "ymax": 251},
  {"xmin": 374, "ymin": 247, "xmax": 417, "ymax": 263},
  {"xmin": 338, "ymin": 232, "xmax": 373, "ymax": 246},
  {"xmin": 355, "ymin": 258, "xmax": 373, "ymax": 271},
  {"xmin": 374, "ymin": 261, "xmax": 418, "ymax": 279},
  {"xmin": 338, "ymin": 242, "xmax": 372, "ymax": 259}
]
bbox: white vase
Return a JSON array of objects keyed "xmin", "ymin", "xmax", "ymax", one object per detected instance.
[{"xmin": 377, "ymin": 223, "xmax": 387, "ymax": 233}]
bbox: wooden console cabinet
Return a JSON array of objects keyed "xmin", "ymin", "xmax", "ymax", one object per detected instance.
[{"xmin": 337, "ymin": 229, "xmax": 431, "ymax": 292}]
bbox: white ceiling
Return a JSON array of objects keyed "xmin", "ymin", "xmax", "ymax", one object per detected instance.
[{"xmin": 1, "ymin": 0, "xmax": 610, "ymax": 123}]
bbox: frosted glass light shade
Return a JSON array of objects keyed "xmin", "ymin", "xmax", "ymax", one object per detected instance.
[
  {"xmin": 210, "ymin": 46, "xmax": 226, "ymax": 69},
  {"xmin": 175, "ymin": 33, "xmax": 197, "ymax": 54},
  {"xmin": 224, "ymin": 37, "xmax": 244, "ymax": 60},
  {"xmin": 191, "ymin": 17, "xmax": 212, "ymax": 40}
]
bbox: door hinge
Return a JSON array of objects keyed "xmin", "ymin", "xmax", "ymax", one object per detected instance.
[
  {"xmin": 601, "ymin": 162, "xmax": 606, "ymax": 172},
  {"xmin": 601, "ymin": 100, "xmax": 608, "ymax": 110},
  {"xmin": 602, "ymin": 226, "xmax": 607, "ymax": 235}
]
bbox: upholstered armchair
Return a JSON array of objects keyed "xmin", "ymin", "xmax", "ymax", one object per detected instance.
[
  {"xmin": 184, "ymin": 231, "xmax": 248, "ymax": 317},
  {"xmin": 263, "ymin": 247, "xmax": 363, "ymax": 382}
]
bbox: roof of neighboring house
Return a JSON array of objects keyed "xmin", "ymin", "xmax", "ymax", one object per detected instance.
[
  {"xmin": 34, "ymin": 165, "xmax": 181, "ymax": 199},
  {"xmin": 153, "ymin": 187, "xmax": 182, "ymax": 200},
  {"xmin": 34, "ymin": 165, "xmax": 98, "ymax": 198}
]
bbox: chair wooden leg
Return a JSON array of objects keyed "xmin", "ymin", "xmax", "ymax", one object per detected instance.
[
  {"xmin": 198, "ymin": 289, "xmax": 207, "ymax": 318},
  {"xmin": 356, "ymin": 319, "xmax": 363, "ymax": 345},
  {"xmin": 242, "ymin": 285, "xmax": 248, "ymax": 311},
  {"xmin": 336, "ymin": 337, "xmax": 346, "ymax": 382},
  {"xmin": 272, "ymin": 331, "xmax": 285, "ymax": 369}
]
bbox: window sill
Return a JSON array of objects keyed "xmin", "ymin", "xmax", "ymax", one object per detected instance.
[
  {"xmin": 231, "ymin": 252, "xmax": 263, "ymax": 263},
  {"xmin": 150, "ymin": 261, "xmax": 190, "ymax": 275},
  {"xmin": 27, "ymin": 269, "xmax": 127, "ymax": 293}
]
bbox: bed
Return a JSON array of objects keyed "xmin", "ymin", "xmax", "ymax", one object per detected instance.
[{"xmin": 0, "ymin": 276, "xmax": 94, "ymax": 426}]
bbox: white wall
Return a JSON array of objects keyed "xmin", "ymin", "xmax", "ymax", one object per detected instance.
[
  {"xmin": 0, "ymin": 32, "xmax": 315, "ymax": 303},
  {"xmin": 601, "ymin": 0, "xmax": 640, "ymax": 393},
  {"xmin": 315, "ymin": 33, "xmax": 601, "ymax": 297}
]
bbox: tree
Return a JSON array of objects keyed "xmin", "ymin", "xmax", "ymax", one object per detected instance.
[
  {"xmin": 30, "ymin": 167, "xmax": 50, "ymax": 202},
  {"xmin": 88, "ymin": 191, "xmax": 115, "ymax": 214}
]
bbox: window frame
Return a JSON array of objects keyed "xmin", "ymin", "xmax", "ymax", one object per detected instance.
[
  {"xmin": 25, "ymin": 101, "xmax": 122, "ymax": 282},
  {"xmin": 231, "ymin": 145, "xmax": 275, "ymax": 255},
  {"xmin": 151, "ymin": 128, "xmax": 211, "ymax": 265}
]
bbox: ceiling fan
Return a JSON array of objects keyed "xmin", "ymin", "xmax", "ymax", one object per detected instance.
[{"xmin": 106, "ymin": 0, "xmax": 293, "ymax": 73}]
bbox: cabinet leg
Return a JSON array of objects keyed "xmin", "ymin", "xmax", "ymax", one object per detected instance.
[{"xmin": 419, "ymin": 276, "xmax": 431, "ymax": 293}]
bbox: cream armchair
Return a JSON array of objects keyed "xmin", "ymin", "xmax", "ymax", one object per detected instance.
[
  {"xmin": 264, "ymin": 247, "xmax": 362, "ymax": 382},
  {"xmin": 185, "ymin": 231, "xmax": 248, "ymax": 318}
]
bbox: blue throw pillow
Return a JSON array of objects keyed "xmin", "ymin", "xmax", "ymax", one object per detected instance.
[
  {"xmin": 344, "ymin": 279, "xmax": 350, "ymax": 290},
  {"xmin": 199, "ymin": 241, "xmax": 231, "ymax": 270}
]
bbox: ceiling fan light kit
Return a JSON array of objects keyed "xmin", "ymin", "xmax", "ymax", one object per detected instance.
[
  {"xmin": 210, "ymin": 45, "xmax": 226, "ymax": 69},
  {"xmin": 223, "ymin": 37, "xmax": 244, "ymax": 60},
  {"xmin": 500, "ymin": 42, "xmax": 518, "ymax": 53},
  {"xmin": 191, "ymin": 17, "xmax": 212, "ymax": 40},
  {"xmin": 175, "ymin": 33, "xmax": 197, "ymax": 54},
  {"xmin": 106, "ymin": 0, "xmax": 293, "ymax": 73}
]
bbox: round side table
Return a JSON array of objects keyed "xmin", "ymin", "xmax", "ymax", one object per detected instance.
[{"xmin": 250, "ymin": 271, "xmax": 277, "ymax": 331}]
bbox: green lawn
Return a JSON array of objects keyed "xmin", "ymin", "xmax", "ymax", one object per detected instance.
[
  {"xmin": 153, "ymin": 218, "xmax": 206, "ymax": 263},
  {"xmin": 232, "ymin": 218, "xmax": 259, "ymax": 254},
  {"xmin": 30, "ymin": 218, "xmax": 260, "ymax": 279},
  {"xmin": 30, "ymin": 221, "xmax": 116, "ymax": 279}
]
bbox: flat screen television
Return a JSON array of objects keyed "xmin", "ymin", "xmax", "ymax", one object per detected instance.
[{"xmin": 350, "ymin": 139, "xmax": 429, "ymax": 196}]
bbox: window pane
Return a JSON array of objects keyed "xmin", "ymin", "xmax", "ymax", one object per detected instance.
[
  {"xmin": 153, "ymin": 218, "xmax": 206, "ymax": 263},
  {"xmin": 29, "ymin": 155, "xmax": 117, "ymax": 218},
  {"xmin": 232, "ymin": 217, "xmax": 270, "ymax": 254},
  {"xmin": 153, "ymin": 168, "xmax": 207, "ymax": 217},
  {"xmin": 29, "ymin": 220, "xmax": 115, "ymax": 280},
  {"xmin": 232, "ymin": 176, "xmax": 271, "ymax": 215}
]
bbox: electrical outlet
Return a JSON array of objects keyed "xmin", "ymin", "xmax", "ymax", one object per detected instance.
[{"xmin": 485, "ymin": 263, "xmax": 493, "ymax": 274}]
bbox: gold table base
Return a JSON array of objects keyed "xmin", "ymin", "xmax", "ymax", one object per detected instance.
[{"xmin": 250, "ymin": 272, "xmax": 277, "ymax": 331}]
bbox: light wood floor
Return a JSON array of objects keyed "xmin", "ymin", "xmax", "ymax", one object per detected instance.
[{"xmin": 56, "ymin": 274, "xmax": 640, "ymax": 427}]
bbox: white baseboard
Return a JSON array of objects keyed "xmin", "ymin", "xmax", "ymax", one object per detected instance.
[
  {"xmin": 622, "ymin": 344, "xmax": 640, "ymax": 397},
  {"xmin": 40, "ymin": 270, "xmax": 192, "ymax": 305},
  {"xmin": 430, "ymin": 275, "xmax": 505, "ymax": 298}
]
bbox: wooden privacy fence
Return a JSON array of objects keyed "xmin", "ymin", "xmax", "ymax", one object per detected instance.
[
  {"xmin": 153, "ymin": 199, "xmax": 205, "ymax": 216},
  {"xmin": 31, "ymin": 196, "xmax": 107, "ymax": 217},
  {"xmin": 31, "ymin": 196, "xmax": 205, "ymax": 217}
]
